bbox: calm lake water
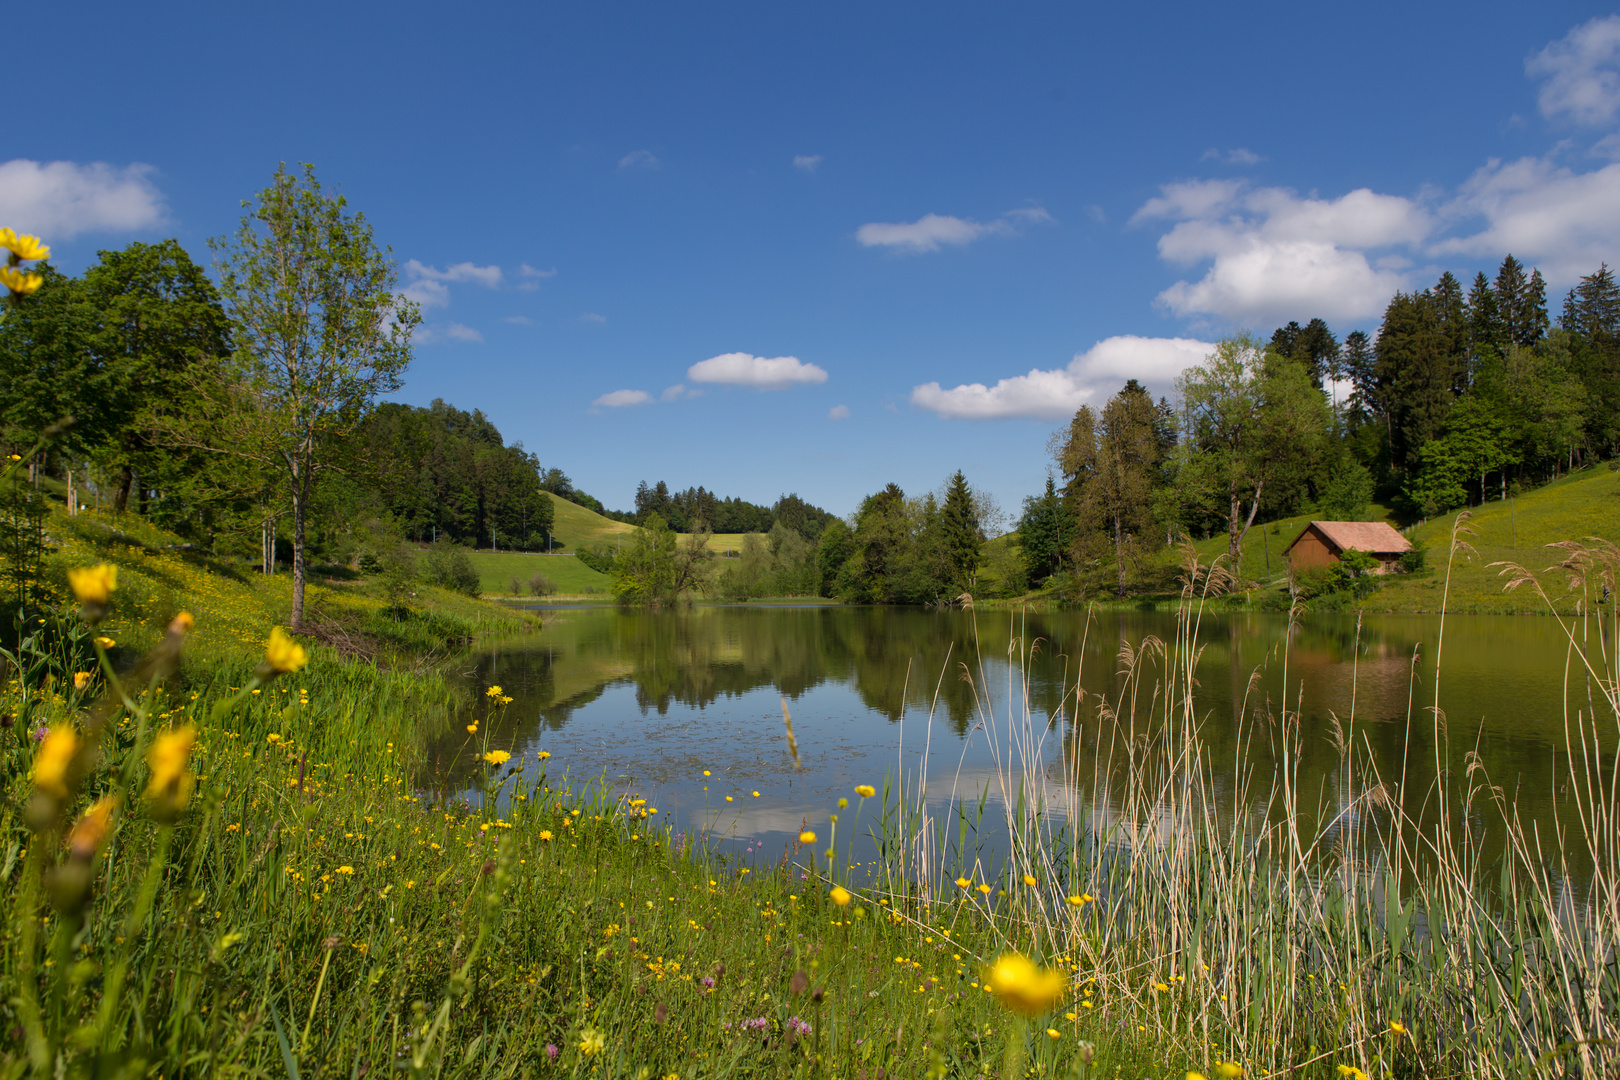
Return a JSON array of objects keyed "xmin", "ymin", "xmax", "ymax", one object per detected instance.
[{"xmin": 425, "ymin": 604, "xmax": 1617, "ymax": 874}]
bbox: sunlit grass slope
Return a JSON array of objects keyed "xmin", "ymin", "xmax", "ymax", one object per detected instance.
[
  {"xmin": 539, "ymin": 492, "xmax": 764, "ymax": 559},
  {"xmin": 465, "ymin": 550, "xmax": 612, "ymax": 597}
]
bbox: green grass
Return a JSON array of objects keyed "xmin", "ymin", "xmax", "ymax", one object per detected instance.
[
  {"xmin": 465, "ymin": 550, "xmax": 612, "ymax": 598},
  {"xmin": 540, "ymin": 494, "xmax": 765, "ymax": 560},
  {"xmin": 9, "ymin": 504, "xmax": 1617, "ymax": 1078}
]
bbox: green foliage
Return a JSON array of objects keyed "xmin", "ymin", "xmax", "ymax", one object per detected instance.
[
  {"xmin": 939, "ymin": 469, "xmax": 982, "ymax": 593},
  {"xmin": 421, "ymin": 542, "xmax": 481, "ymax": 596},
  {"xmin": 609, "ymin": 513, "xmax": 713, "ymax": 604},
  {"xmin": 1017, "ymin": 475, "xmax": 1067, "ymax": 586},
  {"xmin": 1318, "ymin": 457, "xmax": 1375, "ymax": 520}
]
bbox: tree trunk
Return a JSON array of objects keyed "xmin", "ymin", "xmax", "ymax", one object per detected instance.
[
  {"xmin": 1229, "ymin": 479, "xmax": 1265, "ymax": 572},
  {"xmin": 290, "ymin": 454, "xmax": 308, "ymax": 631},
  {"xmin": 113, "ymin": 464, "xmax": 133, "ymax": 513},
  {"xmin": 1113, "ymin": 512, "xmax": 1126, "ymax": 598}
]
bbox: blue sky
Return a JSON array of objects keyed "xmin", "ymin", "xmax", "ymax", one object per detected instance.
[{"xmin": 13, "ymin": 2, "xmax": 1620, "ymax": 520}]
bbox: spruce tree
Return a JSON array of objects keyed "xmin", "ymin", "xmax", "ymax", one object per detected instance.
[{"xmin": 939, "ymin": 469, "xmax": 982, "ymax": 594}]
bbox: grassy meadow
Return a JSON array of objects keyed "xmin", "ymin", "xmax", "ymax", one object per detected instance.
[{"xmin": 5, "ymin": 504, "xmax": 1618, "ymax": 1079}]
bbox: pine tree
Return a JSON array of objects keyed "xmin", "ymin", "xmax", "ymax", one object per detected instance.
[
  {"xmin": 1342, "ymin": 330, "xmax": 1376, "ymax": 420},
  {"xmin": 939, "ymin": 470, "xmax": 982, "ymax": 594},
  {"xmin": 1466, "ymin": 271, "xmax": 1503, "ymax": 376},
  {"xmin": 1374, "ymin": 290, "xmax": 1453, "ymax": 471}
]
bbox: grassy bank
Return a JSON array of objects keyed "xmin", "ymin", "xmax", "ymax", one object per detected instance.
[{"xmin": 4, "ymin": 511, "xmax": 1616, "ymax": 1078}]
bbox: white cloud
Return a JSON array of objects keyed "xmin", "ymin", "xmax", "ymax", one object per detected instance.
[
  {"xmin": 1133, "ymin": 179, "xmax": 1428, "ymax": 324},
  {"xmin": 580, "ymin": 312, "xmax": 607, "ymax": 324},
  {"xmin": 1528, "ymin": 15, "xmax": 1620, "ymax": 126},
  {"xmin": 517, "ymin": 263, "xmax": 556, "ymax": 290},
  {"xmin": 910, "ymin": 336, "xmax": 1214, "ymax": 421},
  {"xmin": 827, "ymin": 404, "xmax": 850, "ymax": 420},
  {"xmin": 793, "ymin": 155, "xmax": 823, "ymax": 172},
  {"xmin": 619, "ymin": 150, "xmax": 660, "ymax": 170},
  {"xmin": 1433, "ymin": 155, "xmax": 1620, "ymax": 280},
  {"xmin": 0, "ymin": 159, "xmax": 165, "ymax": 238},
  {"xmin": 687, "ymin": 352, "xmax": 828, "ymax": 390},
  {"xmin": 502, "ymin": 315, "xmax": 533, "ymax": 325},
  {"xmin": 855, "ymin": 206, "xmax": 1053, "ymax": 253},
  {"xmin": 593, "ymin": 389, "xmax": 652, "ymax": 408},
  {"xmin": 400, "ymin": 260, "xmax": 503, "ymax": 309},
  {"xmin": 1200, "ymin": 147, "xmax": 1264, "ymax": 165},
  {"xmin": 414, "ymin": 322, "xmax": 485, "ymax": 345},
  {"xmin": 661, "ymin": 384, "xmax": 686, "ymax": 402}
]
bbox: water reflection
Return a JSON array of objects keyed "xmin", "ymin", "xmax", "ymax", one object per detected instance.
[{"xmin": 422, "ymin": 605, "xmax": 1615, "ymax": 879}]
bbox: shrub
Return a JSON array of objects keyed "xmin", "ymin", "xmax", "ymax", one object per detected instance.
[
  {"xmin": 420, "ymin": 542, "xmax": 481, "ymax": 596},
  {"xmin": 528, "ymin": 573, "xmax": 556, "ymax": 596},
  {"xmin": 1398, "ymin": 545, "xmax": 1427, "ymax": 574}
]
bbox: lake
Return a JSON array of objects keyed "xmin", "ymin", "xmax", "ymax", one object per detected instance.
[{"xmin": 424, "ymin": 603, "xmax": 1617, "ymax": 878}]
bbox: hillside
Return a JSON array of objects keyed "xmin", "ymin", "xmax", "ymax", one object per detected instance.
[{"xmin": 539, "ymin": 491, "xmax": 763, "ymax": 557}]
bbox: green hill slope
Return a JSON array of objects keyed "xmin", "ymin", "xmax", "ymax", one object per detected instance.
[{"xmin": 539, "ymin": 492, "xmax": 762, "ymax": 557}]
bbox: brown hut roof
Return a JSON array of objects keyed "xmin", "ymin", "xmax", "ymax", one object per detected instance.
[{"xmin": 1286, "ymin": 521, "xmax": 1411, "ymax": 556}]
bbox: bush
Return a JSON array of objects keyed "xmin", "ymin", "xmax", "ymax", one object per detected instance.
[
  {"xmin": 528, "ymin": 572, "xmax": 556, "ymax": 596},
  {"xmin": 1398, "ymin": 545, "xmax": 1427, "ymax": 574},
  {"xmin": 576, "ymin": 545, "xmax": 617, "ymax": 575},
  {"xmin": 420, "ymin": 542, "xmax": 481, "ymax": 596}
]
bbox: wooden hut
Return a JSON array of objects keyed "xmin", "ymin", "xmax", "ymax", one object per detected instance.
[{"xmin": 1285, "ymin": 521, "xmax": 1411, "ymax": 575}]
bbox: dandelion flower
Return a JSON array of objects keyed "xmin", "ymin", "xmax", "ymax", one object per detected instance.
[
  {"xmin": 830, "ymin": 885, "xmax": 851, "ymax": 906},
  {"xmin": 486, "ymin": 685, "xmax": 503, "ymax": 698},
  {"xmin": 0, "ymin": 264, "xmax": 43, "ymax": 296},
  {"xmin": 32, "ymin": 726, "xmax": 78, "ymax": 799},
  {"xmin": 1335, "ymin": 1067, "xmax": 1369, "ymax": 1080},
  {"xmin": 537, "ymin": 750, "xmax": 550, "ymax": 759},
  {"xmin": 1046, "ymin": 1028, "xmax": 1061, "ymax": 1040},
  {"xmin": 263, "ymin": 627, "xmax": 308, "ymax": 676},
  {"xmin": 1214, "ymin": 1063, "xmax": 1244, "ymax": 1079},
  {"xmin": 799, "ymin": 830, "xmax": 816, "ymax": 844},
  {"xmin": 983, "ymin": 952, "xmax": 1066, "ymax": 1017},
  {"xmin": 0, "ymin": 229, "xmax": 49, "ymax": 261},
  {"xmin": 482, "ymin": 750, "xmax": 511, "ymax": 766},
  {"xmin": 68, "ymin": 564, "xmax": 117, "ymax": 607},
  {"xmin": 538, "ymin": 830, "xmax": 553, "ymax": 841},
  {"xmin": 72, "ymin": 671, "xmax": 93, "ymax": 691},
  {"xmin": 854, "ymin": 784, "xmax": 876, "ymax": 798},
  {"xmin": 145, "ymin": 726, "xmax": 197, "ymax": 820}
]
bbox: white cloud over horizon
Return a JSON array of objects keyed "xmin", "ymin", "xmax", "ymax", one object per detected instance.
[
  {"xmin": 1200, "ymin": 147, "xmax": 1264, "ymax": 165},
  {"xmin": 911, "ymin": 335, "xmax": 1215, "ymax": 421},
  {"xmin": 856, "ymin": 206, "xmax": 1053, "ymax": 253},
  {"xmin": 1528, "ymin": 14, "xmax": 1620, "ymax": 127},
  {"xmin": 828, "ymin": 404, "xmax": 850, "ymax": 420},
  {"xmin": 619, "ymin": 149, "xmax": 660, "ymax": 170},
  {"xmin": 793, "ymin": 154, "xmax": 823, "ymax": 172},
  {"xmin": 687, "ymin": 352, "xmax": 828, "ymax": 390},
  {"xmin": 0, "ymin": 159, "xmax": 166, "ymax": 239},
  {"xmin": 594, "ymin": 389, "xmax": 652, "ymax": 408},
  {"xmin": 1133, "ymin": 180, "xmax": 1428, "ymax": 325}
]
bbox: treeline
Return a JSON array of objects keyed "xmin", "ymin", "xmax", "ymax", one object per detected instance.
[
  {"xmin": 619, "ymin": 479, "xmax": 839, "ymax": 538},
  {"xmin": 1005, "ymin": 253, "xmax": 1620, "ymax": 601}
]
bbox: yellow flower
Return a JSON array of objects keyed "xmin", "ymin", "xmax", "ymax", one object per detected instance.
[
  {"xmin": 485, "ymin": 685, "xmax": 503, "ymax": 698},
  {"xmin": 830, "ymin": 885, "xmax": 851, "ymax": 906},
  {"xmin": 1022, "ymin": 874, "xmax": 1037, "ymax": 887},
  {"xmin": 466, "ymin": 724, "xmax": 478, "ymax": 734},
  {"xmin": 1388, "ymin": 1021, "xmax": 1406, "ymax": 1036},
  {"xmin": 1214, "ymin": 1063, "xmax": 1244, "ymax": 1079},
  {"xmin": 1335, "ymin": 1067, "xmax": 1369, "ymax": 1080},
  {"xmin": 976, "ymin": 883, "xmax": 992, "ymax": 895},
  {"xmin": 537, "ymin": 749, "xmax": 550, "ymax": 759},
  {"xmin": 578, "ymin": 1029, "xmax": 604, "ymax": 1056},
  {"xmin": 67, "ymin": 796, "xmax": 118, "ymax": 860},
  {"xmin": 854, "ymin": 784, "xmax": 876, "ymax": 798},
  {"xmin": 0, "ymin": 264, "xmax": 43, "ymax": 296},
  {"xmin": 1153, "ymin": 981, "xmax": 1169, "ymax": 992},
  {"xmin": 799, "ymin": 830, "xmax": 817, "ymax": 844},
  {"xmin": 983, "ymin": 952, "xmax": 1067, "ymax": 1017},
  {"xmin": 538, "ymin": 830, "xmax": 553, "ymax": 841},
  {"xmin": 1046, "ymin": 1028, "xmax": 1060, "ymax": 1040},
  {"xmin": 1188, "ymin": 1074, "xmax": 1208, "ymax": 1080},
  {"xmin": 68, "ymin": 564, "xmax": 117, "ymax": 606},
  {"xmin": 263, "ymin": 627, "xmax": 308, "ymax": 675},
  {"xmin": 72, "ymin": 671, "xmax": 93, "ymax": 691},
  {"xmin": 1066, "ymin": 894, "xmax": 1086, "ymax": 906},
  {"xmin": 483, "ymin": 750, "xmax": 511, "ymax": 766},
  {"xmin": 94, "ymin": 636, "xmax": 115, "ymax": 649},
  {"xmin": 336, "ymin": 866, "xmax": 355, "ymax": 875},
  {"xmin": 144, "ymin": 726, "xmax": 197, "ymax": 819},
  {"xmin": 0, "ymin": 229, "xmax": 48, "ymax": 261},
  {"xmin": 33, "ymin": 726, "xmax": 78, "ymax": 799},
  {"xmin": 955, "ymin": 877, "xmax": 971, "ymax": 889}
]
